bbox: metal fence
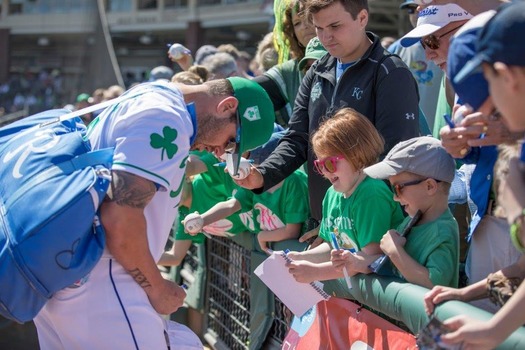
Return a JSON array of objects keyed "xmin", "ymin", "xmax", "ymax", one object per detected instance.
[
  {"xmin": 206, "ymin": 236, "xmax": 251, "ymax": 350},
  {"xmin": 177, "ymin": 235, "xmax": 289, "ymax": 350}
]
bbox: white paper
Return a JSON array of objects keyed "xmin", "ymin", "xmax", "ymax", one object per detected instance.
[{"xmin": 254, "ymin": 252, "xmax": 330, "ymax": 317}]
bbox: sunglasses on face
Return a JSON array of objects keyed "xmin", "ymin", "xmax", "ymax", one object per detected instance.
[
  {"xmin": 314, "ymin": 155, "xmax": 344, "ymax": 174},
  {"xmin": 390, "ymin": 178, "xmax": 426, "ymax": 197},
  {"xmin": 390, "ymin": 178, "xmax": 441, "ymax": 197},
  {"xmin": 224, "ymin": 138, "xmax": 237, "ymax": 153},
  {"xmin": 420, "ymin": 24, "xmax": 463, "ymax": 50}
]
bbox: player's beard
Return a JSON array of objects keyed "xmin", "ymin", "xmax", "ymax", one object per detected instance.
[{"xmin": 192, "ymin": 112, "xmax": 235, "ymax": 150}]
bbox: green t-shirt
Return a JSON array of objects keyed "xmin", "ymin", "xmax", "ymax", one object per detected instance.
[
  {"xmin": 394, "ymin": 209, "xmax": 460, "ymax": 288},
  {"xmin": 175, "ymin": 151, "xmax": 250, "ymax": 241},
  {"xmin": 432, "ymin": 76, "xmax": 452, "ymax": 139},
  {"xmin": 174, "ymin": 205, "xmax": 206, "ymax": 243},
  {"xmin": 319, "ymin": 176, "xmax": 404, "ymax": 251},
  {"xmin": 235, "ymin": 170, "xmax": 309, "ymax": 233},
  {"xmin": 191, "ymin": 150, "xmax": 229, "ymax": 200}
]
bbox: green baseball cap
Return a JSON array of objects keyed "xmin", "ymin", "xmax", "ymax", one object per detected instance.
[
  {"xmin": 226, "ymin": 77, "xmax": 275, "ymax": 176},
  {"xmin": 76, "ymin": 93, "xmax": 92, "ymax": 103},
  {"xmin": 298, "ymin": 37, "xmax": 327, "ymax": 71}
]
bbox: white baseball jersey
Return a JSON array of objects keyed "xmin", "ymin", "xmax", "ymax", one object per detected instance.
[{"xmin": 34, "ymin": 81, "xmax": 195, "ymax": 350}]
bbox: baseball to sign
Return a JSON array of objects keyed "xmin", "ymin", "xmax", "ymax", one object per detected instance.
[{"xmin": 184, "ymin": 212, "xmax": 204, "ymax": 234}]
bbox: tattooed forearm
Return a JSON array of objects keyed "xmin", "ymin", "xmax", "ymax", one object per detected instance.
[
  {"xmin": 128, "ymin": 268, "xmax": 152, "ymax": 288},
  {"xmin": 105, "ymin": 170, "xmax": 156, "ymax": 208}
]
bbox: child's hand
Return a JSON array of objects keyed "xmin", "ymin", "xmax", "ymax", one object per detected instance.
[
  {"xmin": 424, "ymin": 285, "xmax": 464, "ymax": 316},
  {"xmin": 167, "ymin": 44, "xmax": 193, "ymax": 71},
  {"xmin": 330, "ymin": 249, "xmax": 351, "ymax": 271},
  {"xmin": 286, "ymin": 251, "xmax": 302, "ymax": 260},
  {"xmin": 331, "ymin": 250, "xmax": 371, "ymax": 274},
  {"xmin": 441, "ymin": 315, "xmax": 503, "ymax": 350},
  {"xmin": 257, "ymin": 235, "xmax": 269, "ymax": 253},
  {"xmin": 182, "ymin": 212, "xmax": 203, "ymax": 235},
  {"xmin": 287, "ymin": 260, "xmax": 319, "ymax": 283},
  {"xmin": 380, "ymin": 229, "xmax": 406, "ymax": 257},
  {"xmin": 299, "ymin": 227, "xmax": 323, "ymax": 249}
]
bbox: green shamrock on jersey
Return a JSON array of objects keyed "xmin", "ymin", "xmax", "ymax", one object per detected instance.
[{"xmin": 150, "ymin": 126, "xmax": 178, "ymax": 161}]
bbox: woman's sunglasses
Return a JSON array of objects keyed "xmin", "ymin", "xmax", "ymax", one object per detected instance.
[
  {"xmin": 420, "ymin": 24, "xmax": 463, "ymax": 50},
  {"xmin": 314, "ymin": 156, "xmax": 344, "ymax": 174}
]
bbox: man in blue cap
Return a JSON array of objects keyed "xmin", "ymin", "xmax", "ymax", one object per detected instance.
[
  {"xmin": 426, "ymin": 7, "xmax": 523, "ymax": 314},
  {"xmin": 425, "ymin": 3, "xmax": 525, "ymax": 348}
]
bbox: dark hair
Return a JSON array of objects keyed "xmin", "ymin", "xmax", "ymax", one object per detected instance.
[
  {"xmin": 205, "ymin": 78, "xmax": 234, "ymax": 97},
  {"xmin": 306, "ymin": 0, "xmax": 368, "ymax": 20}
]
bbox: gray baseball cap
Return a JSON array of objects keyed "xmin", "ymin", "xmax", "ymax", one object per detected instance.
[{"xmin": 364, "ymin": 136, "xmax": 455, "ymax": 183}]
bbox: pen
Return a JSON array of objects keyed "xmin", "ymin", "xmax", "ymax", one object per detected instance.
[
  {"xmin": 443, "ymin": 114, "xmax": 455, "ymax": 129},
  {"xmin": 369, "ymin": 210, "xmax": 423, "ymax": 274},
  {"xmin": 330, "ymin": 231, "xmax": 352, "ymax": 289},
  {"xmin": 213, "ymin": 159, "xmax": 254, "ymax": 167}
]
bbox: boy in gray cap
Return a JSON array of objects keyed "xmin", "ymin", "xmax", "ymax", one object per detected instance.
[{"xmin": 364, "ymin": 136, "xmax": 460, "ymax": 289}]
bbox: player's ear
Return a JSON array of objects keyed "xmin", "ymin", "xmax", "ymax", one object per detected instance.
[{"xmin": 216, "ymin": 96, "xmax": 238, "ymax": 117}]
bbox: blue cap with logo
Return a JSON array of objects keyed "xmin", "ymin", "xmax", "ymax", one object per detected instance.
[
  {"xmin": 448, "ymin": 10, "xmax": 496, "ymax": 110},
  {"xmin": 454, "ymin": 2, "xmax": 525, "ymax": 84}
]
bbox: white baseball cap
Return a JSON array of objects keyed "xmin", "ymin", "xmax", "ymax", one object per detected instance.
[{"xmin": 400, "ymin": 4, "xmax": 473, "ymax": 47}]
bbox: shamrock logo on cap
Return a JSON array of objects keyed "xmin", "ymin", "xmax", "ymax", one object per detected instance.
[{"xmin": 243, "ymin": 106, "xmax": 261, "ymax": 122}]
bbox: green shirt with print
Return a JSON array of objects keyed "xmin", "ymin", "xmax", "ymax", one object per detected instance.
[{"xmin": 319, "ymin": 176, "xmax": 404, "ymax": 251}]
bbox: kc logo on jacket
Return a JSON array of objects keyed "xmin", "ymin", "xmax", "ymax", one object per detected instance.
[{"xmin": 352, "ymin": 87, "xmax": 363, "ymax": 100}]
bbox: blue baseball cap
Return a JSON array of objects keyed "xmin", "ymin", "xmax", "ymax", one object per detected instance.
[
  {"xmin": 454, "ymin": 2, "xmax": 525, "ymax": 84},
  {"xmin": 447, "ymin": 11, "xmax": 495, "ymax": 111}
]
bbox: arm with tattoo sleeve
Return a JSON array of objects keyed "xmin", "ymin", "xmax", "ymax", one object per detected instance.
[{"xmin": 100, "ymin": 170, "xmax": 186, "ymax": 314}]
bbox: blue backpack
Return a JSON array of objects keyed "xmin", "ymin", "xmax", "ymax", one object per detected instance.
[{"xmin": 0, "ymin": 108, "xmax": 114, "ymax": 323}]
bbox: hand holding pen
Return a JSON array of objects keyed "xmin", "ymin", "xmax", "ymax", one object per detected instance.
[
  {"xmin": 440, "ymin": 112, "xmax": 471, "ymax": 158},
  {"xmin": 369, "ymin": 210, "xmax": 422, "ymax": 275},
  {"xmin": 330, "ymin": 229, "xmax": 352, "ymax": 289}
]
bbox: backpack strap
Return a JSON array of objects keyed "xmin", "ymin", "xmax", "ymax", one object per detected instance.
[
  {"xmin": 40, "ymin": 83, "xmax": 165, "ymax": 128},
  {"xmin": 59, "ymin": 147, "xmax": 115, "ymax": 174}
]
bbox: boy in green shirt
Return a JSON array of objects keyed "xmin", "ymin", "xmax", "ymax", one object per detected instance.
[{"xmin": 363, "ymin": 136, "xmax": 460, "ymax": 288}]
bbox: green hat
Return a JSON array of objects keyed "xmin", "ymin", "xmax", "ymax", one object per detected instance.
[
  {"xmin": 298, "ymin": 37, "xmax": 327, "ymax": 71},
  {"xmin": 76, "ymin": 93, "xmax": 92, "ymax": 103},
  {"xmin": 226, "ymin": 77, "xmax": 275, "ymax": 176}
]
